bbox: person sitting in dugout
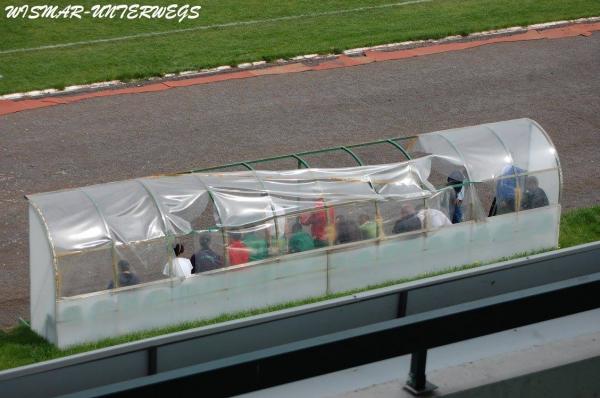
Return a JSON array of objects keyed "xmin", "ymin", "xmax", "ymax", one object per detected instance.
[
  {"xmin": 447, "ymin": 170, "xmax": 465, "ymax": 224},
  {"xmin": 243, "ymin": 230, "xmax": 269, "ymax": 262},
  {"xmin": 191, "ymin": 233, "xmax": 223, "ymax": 273},
  {"xmin": 358, "ymin": 214, "xmax": 377, "ymax": 239},
  {"xmin": 335, "ymin": 215, "xmax": 361, "ymax": 244},
  {"xmin": 107, "ymin": 260, "xmax": 140, "ymax": 289},
  {"xmin": 392, "ymin": 203, "xmax": 422, "ymax": 234},
  {"xmin": 417, "ymin": 207, "xmax": 452, "ymax": 229},
  {"xmin": 228, "ymin": 232, "xmax": 250, "ymax": 266},
  {"xmin": 163, "ymin": 243, "xmax": 193, "ymax": 278},
  {"xmin": 300, "ymin": 198, "xmax": 334, "ymax": 248},
  {"xmin": 521, "ymin": 176, "xmax": 549, "ymax": 210},
  {"xmin": 288, "ymin": 222, "xmax": 315, "ymax": 253},
  {"xmin": 492, "ymin": 165, "xmax": 527, "ymax": 215}
]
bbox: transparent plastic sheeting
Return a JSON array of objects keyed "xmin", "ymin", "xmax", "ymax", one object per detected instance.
[
  {"xmin": 27, "ymin": 118, "xmax": 561, "ymax": 297},
  {"xmin": 413, "ymin": 118, "xmax": 559, "ymax": 184},
  {"xmin": 30, "ymin": 157, "xmax": 441, "ymax": 254}
]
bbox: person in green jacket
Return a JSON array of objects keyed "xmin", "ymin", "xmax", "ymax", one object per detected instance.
[
  {"xmin": 358, "ymin": 214, "xmax": 377, "ymax": 240},
  {"xmin": 243, "ymin": 231, "xmax": 269, "ymax": 262},
  {"xmin": 288, "ymin": 222, "xmax": 315, "ymax": 253}
]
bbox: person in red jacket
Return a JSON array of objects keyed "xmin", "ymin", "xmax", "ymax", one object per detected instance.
[
  {"xmin": 300, "ymin": 199, "xmax": 334, "ymax": 248},
  {"xmin": 228, "ymin": 232, "xmax": 250, "ymax": 266}
]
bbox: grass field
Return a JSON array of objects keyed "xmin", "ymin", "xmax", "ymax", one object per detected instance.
[
  {"xmin": 0, "ymin": 0, "xmax": 599, "ymax": 95},
  {"xmin": 0, "ymin": 205, "xmax": 598, "ymax": 371}
]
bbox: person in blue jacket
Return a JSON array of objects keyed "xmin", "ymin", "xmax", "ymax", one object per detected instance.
[
  {"xmin": 491, "ymin": 165, "xmax": 527, "ymax": 216},
  {"xmin": 447, "ymin": 170, "xmax": 465, "ymax": 224}
]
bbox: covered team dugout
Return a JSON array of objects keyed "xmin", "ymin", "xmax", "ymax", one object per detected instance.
[{"xmin": 28, "ymin": 118, "xmax": 561, "ymax": 347}]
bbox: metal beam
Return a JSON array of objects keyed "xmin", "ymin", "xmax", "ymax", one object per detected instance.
[
  {"xmin": 186, "ymin": 136, "xmax": 417, "ymax": 174},
  {"xmin": 62, "ymin": 272, "xmax": 600, "ymax": 397}
]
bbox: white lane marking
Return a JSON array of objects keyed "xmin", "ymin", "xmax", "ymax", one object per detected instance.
[{"xmin": 0, "ymin": 0, "xmax": 432, "ymax": 55}]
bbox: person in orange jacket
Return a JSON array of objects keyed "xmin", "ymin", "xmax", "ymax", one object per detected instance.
[
  {"xmin": 300, "ymin": 199, "xmax": 334, "ymax": 248},
  {"xmin": 228, "ymin": 232, "xmax": 250, "ymax": 266}
]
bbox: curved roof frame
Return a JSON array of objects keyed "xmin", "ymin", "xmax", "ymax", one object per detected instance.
[{"xmin": 192, "ymin": 139, "xmax": 412, "ymax": 173}]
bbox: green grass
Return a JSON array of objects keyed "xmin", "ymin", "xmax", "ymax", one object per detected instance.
[
  {"xmin": 559, "ymin": 206, "xmax": 600, "ymax": 248},
  {"xmin": 0, "ymin": 0, "xmax": 599, "ymax": 94},
  {"xmin": 0, "ymin": 258, "xmax": 514, "ymax": 370},
  {"xmin": 1, "ymin": 205, "xmax": 599, "ymax": 371}
]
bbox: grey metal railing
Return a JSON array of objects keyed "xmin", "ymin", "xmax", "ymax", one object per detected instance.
[{"xmin": 1, "ymin": 241, "xmax": 599, "ymax": 397}]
